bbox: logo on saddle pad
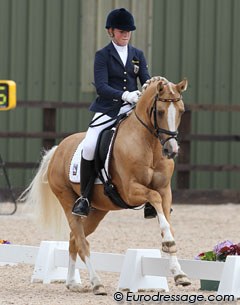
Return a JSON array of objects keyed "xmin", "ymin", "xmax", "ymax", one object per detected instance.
[{"xmin": 72, "ymin": 164, "xmax": 78, "ymax": 176}]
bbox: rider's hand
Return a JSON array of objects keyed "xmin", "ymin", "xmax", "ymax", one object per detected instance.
[{"xmin": 122, "ymin": 90, "xmax": 141, "ymax": 105}]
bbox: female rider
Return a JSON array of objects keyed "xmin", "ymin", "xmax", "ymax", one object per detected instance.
[{"xmin": 72, "ymin": 8, "xmax": 156, "ymax": 219}]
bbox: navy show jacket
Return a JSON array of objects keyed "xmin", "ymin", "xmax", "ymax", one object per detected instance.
[{"xmin": 89, "ymin": 42, "xmax": 151, "ymax": 117}]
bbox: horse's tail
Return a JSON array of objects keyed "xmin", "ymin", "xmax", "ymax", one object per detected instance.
[{"xmin": 19, "ymin": 146, "xmax": 69, "ymax": 239}]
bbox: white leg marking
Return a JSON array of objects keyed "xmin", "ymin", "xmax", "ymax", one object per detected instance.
[
  {"xmin": 157, "ymin": 212, "xmax": 174, "ymax": 242},
  {"xmin": 66, "ymin": 256, "xmax": 79, "ymax": 287},
  {"xmin": 169, "ymin": 254, "xmax": 185, "ymax": 276},
  {"xmin": 67, "ymin": 256, "xmax": 76, "ymax": 284},
  {"xmin": 85, "ymin": 256, "xmax": 101, "ymax": 287}
]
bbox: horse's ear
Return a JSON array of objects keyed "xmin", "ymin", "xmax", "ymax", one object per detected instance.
[
  {"xmin": 177, "ymin": 78, "xmax": 188, "ymax": 93},
  {"xmin": 157, "ymin": 81, "xmax": 164, "ymax": 94}
]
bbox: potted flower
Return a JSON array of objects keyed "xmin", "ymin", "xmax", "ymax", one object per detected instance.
[
  {"xmin": 0, "ymin": 240, "xmax": 10, "ymax": 244},
  {"xmin": 195, "ymin": 240, "xmax": 240, "ymax": 291}
]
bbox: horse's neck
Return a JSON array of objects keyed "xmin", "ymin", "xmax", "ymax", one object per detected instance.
[
  {"xmin": 122, "ymin": 105, "xmax": 159, "ymax": 151},
  {"xmin": 137, "ymin": 87, "xmax": 155, "ymax": 121},
  {"xmin": 131, "ymin": 90, "xmax": 156, "ymax": 137}
]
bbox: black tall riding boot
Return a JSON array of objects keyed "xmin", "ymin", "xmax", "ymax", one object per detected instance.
[{"xmin": 72, "ymin": 157, "xmax": 96, "ymax": 217}]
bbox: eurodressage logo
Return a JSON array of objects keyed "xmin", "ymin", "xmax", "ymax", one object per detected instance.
[{"xmin": 113, "ymin": 291, "xmax": 236, "ymax": 304}]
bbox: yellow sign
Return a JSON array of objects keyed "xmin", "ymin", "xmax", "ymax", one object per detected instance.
[{"xmin": 0, "ymin": 80, "xmax": 17, "ymax": 110}]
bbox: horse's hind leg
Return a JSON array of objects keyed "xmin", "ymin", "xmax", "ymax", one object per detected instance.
[
  {"xmin": 64, "ymin": 213, "xmax": 89, "ymax": 292},
  {"xmin": 66, "ymin": 231, "xmax": 81, "ymax": 291},
  {"xmin": 64, "ymin": 203, "xmax": 108, "ymax": 295},
  {"xmin": 82, "ymin": 208, "xmax": 108, "ymax": 295},
  {"xmin": 83, "ymin": 208, "xmax": 108, "ymax": 237}
]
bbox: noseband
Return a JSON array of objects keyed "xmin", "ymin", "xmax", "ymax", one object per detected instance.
[{"xmin": 134, "ymin": 94, "xmax": 182, "ymax": 146}]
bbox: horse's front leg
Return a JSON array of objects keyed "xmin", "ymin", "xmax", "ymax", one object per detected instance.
[
  {"xmin": 128, "ymin": 184, "xmax": 191, "ymax": 286},
  {"xmin": 128, "ymin": 183, "xmax": 175, "ymax": 251},
  {"xmin": 159, "ymin": 186, "xmax": 176, "ymax": 253},
  {"xmin": 155, "ymin": 188, "xmax": 191, "ymax": 287},
  {"xmin": 156, "ymin": 209, "xmax": 191, "ymax": 286}
]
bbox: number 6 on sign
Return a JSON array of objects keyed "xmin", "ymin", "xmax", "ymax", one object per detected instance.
[{"xmin": 0, "ymin": 80, "xmax": 16, "ymax": 110}]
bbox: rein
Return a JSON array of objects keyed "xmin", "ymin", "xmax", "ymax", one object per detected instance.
[
  {"xmin": 89, "ymin": 102, "xmax": 134, "ymax": 127},
  {"xmin": 134, "ymin": 94, "xmax": 181, "ymax": 146}
]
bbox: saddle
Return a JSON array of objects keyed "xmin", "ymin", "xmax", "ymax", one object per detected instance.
[{"xmin": 94, "ymin": 118, "xmax": 138, "ymax": 210}]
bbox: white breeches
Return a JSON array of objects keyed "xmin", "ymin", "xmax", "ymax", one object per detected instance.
[{"xmin": 82, "ymin": 104, "xmax": 132, "ymax": 160}]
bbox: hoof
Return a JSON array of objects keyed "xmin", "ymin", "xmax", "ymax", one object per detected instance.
[
  {"xmin": 66, "ymin": 283, "xmax": 82, "ymax": 292},
  {"xmin": 162, "ymin": 241, "xmax": 177, "ymax": 253},
  {"xmin": 174, "ymin": 274, "xmax": 191, "ymax": 287},
  {"xmin": 93, "ymin": 284, "xmax": 107, "ymax": 295}
]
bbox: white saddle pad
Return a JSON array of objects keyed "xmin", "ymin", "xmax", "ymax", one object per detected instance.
[{"xmin": 69, "ymin": 138, "xmax": 112, "ymax": 184}]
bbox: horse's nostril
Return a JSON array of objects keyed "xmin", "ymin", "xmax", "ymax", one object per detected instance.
[
  {"xmin": 163, "ymin": 148, "xmax": 169, "ymax": 156},
  {"xmin": 169, "ymin": 152, "xmax": 177, "ymax": 159},
  {"xmin": 163, "ymin": 147, "xmax": 178, "ymax": 159}
]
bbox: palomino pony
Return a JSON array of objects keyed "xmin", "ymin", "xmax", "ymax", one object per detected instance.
[{"xmin": 21, "ymin": 76, "xmax": 190, "ymax": 294}]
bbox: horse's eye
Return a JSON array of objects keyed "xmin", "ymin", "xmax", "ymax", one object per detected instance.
[{"xmin": 158, "ymin": 110, "xmax": 165, "ymax": 117}]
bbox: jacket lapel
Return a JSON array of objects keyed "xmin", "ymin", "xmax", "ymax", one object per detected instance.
[
  {"xmin": 126, "ymin": 45, "xmax": 139, "ymax": 66},
  {"xmin": 107, "ymin": 42, "xmax": 138, "ymax": 68},
  {"xmin": 126, "ymin": 44, "xmax": 133, "ymax": 66},
  {"xmin": 107, "ymin": 42, "xmax": 124, "ymax": 67}
]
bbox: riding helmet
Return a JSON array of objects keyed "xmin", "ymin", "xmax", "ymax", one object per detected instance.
[{"xmin": 105, "ymin": 8, "xmax": 136, "ymax": 31}]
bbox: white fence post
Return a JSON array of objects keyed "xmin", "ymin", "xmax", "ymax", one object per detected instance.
[
  {"xmin": 217, "ymin": 256, "xmax": 240, "ymax": 298},
  {"xmin": 118, "ymin": 249, "xmax": 169, "ymax": 292},
  {"xmin": 31, "ymin": 241, "xmax": 81, "ymax": 284}
]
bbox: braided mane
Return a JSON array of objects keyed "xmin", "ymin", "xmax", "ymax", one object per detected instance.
[
  {"xmin": 141, "ymin": 76, "xmax": 169, "ymax": 93},
  {"xmin": 141, "ymin": 76, "xmax": 178, "ymax": 97}
]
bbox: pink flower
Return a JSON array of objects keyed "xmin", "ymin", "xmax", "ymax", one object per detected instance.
[
  {"xmin": 213, "ymin": 240, "xmax": 233, "ymax": 255},
  {"xmin": 196, "ymin": 240, "xmax": 240, "ymax": 262}
]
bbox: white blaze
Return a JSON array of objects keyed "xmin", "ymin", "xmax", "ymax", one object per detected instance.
[
  {"xmin": 167, "ymin": 102, "xmax": 176, "ymax": 132},
  {"xmin": 167, "ymin": 103, "xmax": 178, "ymax": 152}
]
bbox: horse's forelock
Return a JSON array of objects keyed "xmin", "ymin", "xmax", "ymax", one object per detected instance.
[
  {"xmin": 166, "ymin": 82, "xmax": 175, "ymax": 95},
  {"xmin": 141, "ymin": 76, "xmax": 169, "ymax": 95}
]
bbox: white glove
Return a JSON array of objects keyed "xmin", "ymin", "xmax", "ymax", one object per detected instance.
[{"xmin": 122, "ymin": 90, "xmax": 141, "ymax": 105}]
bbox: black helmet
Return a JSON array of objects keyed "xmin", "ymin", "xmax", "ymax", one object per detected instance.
[{"xmin": 105, "ymin": 8, "xmax": 136, "ymax": 31}]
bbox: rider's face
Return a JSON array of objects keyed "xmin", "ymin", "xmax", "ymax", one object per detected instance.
[{"xmin": 109, "ymin": 28, "xmax": 131, "ymax": 46}]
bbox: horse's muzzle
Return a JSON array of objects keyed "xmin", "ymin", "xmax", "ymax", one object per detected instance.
[
  {"xmin": 162, "ymin": 139, "xmax": 179, "ymax": 159},
  {"xmin": 163, "ymin": 148, "xmax": 178, "ymax": 159}
]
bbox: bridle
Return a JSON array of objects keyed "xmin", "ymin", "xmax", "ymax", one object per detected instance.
[{"xmin": 134, "ymin": 93, "xmax": 182, "ymax": 146}]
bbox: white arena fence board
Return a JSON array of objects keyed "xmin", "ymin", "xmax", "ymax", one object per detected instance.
[
  {"xmin": 0, "ymin": 244, "xmax": 39, "ymax": 264},
  {"xmin": 141, "ymin": 257, "xmax": 224, "ymax": 280},
  {"xmin": 0, "ymin": 242, "xmax": 124, "ymax": 272},
  {"xmin": 55, "ymin": 248, "xmax": 124, "ymax": 273},
  {"xmin": 0, "ymin": 241, "xmax": 240, "ymax": 297}
]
